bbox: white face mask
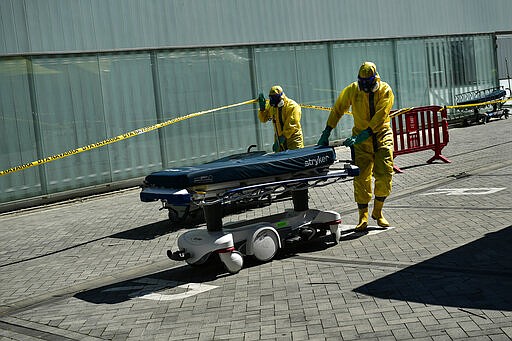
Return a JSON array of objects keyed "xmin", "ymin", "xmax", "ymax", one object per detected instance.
[{"xmin": 277, "ymin": 99, "xmax": 284, "ymax": 107}]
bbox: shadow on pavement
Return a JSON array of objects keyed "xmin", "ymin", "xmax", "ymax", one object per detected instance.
[
  {"xmin": 276, "ymin": 234, "xmax": 338, "ymax": 257},
  {"xmin": 354, "ymin": 225, "xmax": 512, "ymax": 311},
  {"xmin": 75, "ymin": 235, "xmax": 340, "ymax": 305},
  {"xmin": 113, "ymin": 202, "xmax": 275, "ymax": 241},
  {"xmin": 394, "ymin": 161, "xmax": 444, "ymax": 172},
  {"xmin": 110, "ymin": 219, "xmax": 175, "ymax": 240}
]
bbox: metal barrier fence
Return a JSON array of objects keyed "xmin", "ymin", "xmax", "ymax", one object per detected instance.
[{"xmin": 391, "ymin": 105, "xmax": 451, "ymax": 173}]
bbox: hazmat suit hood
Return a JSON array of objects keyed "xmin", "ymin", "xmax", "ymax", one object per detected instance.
[{"xmin": 358, "ymin": 62, "xmax": 381, "ymax": 93}]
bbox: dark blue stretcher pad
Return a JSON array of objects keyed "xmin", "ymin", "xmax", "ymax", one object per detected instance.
[
  {"xmin": 140, "ymin": 146, "xmax": 342, "ymax": 203},
  {"xmin": 144, "ymin": 145, "xmax": 335, "ymax": 189}
]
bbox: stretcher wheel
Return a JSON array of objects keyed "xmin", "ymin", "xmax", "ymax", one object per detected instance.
[
  {"xmin": 252, "ymin": 229, "xmax": 279, "ymax": 262},
  {"xmin": 219, "ymin": 251, "xmax": 244, "ymax": 274}
]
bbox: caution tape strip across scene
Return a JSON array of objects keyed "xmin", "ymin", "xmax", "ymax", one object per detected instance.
[
  {"xmin": 446, "ymin": 97, "xmax": 512, "ymax": 110},
  {"xmin": 298, "ymin": 104, "xmax": 332, "ymax": 112},
  {"xmin": 300, "ymin": 103, "xmax": 415, "ymax": 118},
  {"xmin": 4, "ymin": 96, "xmax": 509, "ymax": 176},
  {"xmin": 0, "ymin": 99, "xmax": 256, "ymax": 176}
]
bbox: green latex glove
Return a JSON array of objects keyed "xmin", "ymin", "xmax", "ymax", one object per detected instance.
[
  {"xmin": 317, "ymin": 126, "xmax": 332, "ymax": 146},
  {"xmin": 272, "ymin": 140, "xmax": 280, "ymax": 153},
  {"xmin": 258, "ymin": 93, "xmax": 266, "ymax": 111},
  {"xmin": 273, "ymin": 136, "xmax": 286, "ymax": 152},
  {"xmin": 343, "ymin": 128, "xmax": 372, "ymax": 147},
  {"xmin": 278, "ymin": 135, "xmax": 286, "ymax": 146}
]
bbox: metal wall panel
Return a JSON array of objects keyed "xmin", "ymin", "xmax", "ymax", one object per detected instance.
[
  {"xmin": 0, "ymin": 0, "xmax": 29, "ymax": 54},
  {"xmin": 2, "ymin": 0, "xmax": 512, "ymax": 55}
]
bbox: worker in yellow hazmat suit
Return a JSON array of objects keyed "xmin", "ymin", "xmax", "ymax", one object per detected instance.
[
  {"xmin": 317, "ymin": 62, "xmax": 395, "ymax": 231},
  {"xmin": 258, "ymin": 85, "xmax": 304, "ymax": 152}
]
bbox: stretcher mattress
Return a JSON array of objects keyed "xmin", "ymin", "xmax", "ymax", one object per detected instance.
[{"xmin": 144, "ymin": 145, "xmax": 336, "ymax": 189}]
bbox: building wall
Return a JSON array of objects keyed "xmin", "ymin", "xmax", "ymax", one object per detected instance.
[
  {"xmin": 0, "ymin": 1, "xmax": 509, "ymax": 211},
  {"xmin": 1, "ymin": 0, "xmax": 512, "ymax": 55}
]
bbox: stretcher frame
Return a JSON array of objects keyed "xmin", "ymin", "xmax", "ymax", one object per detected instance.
[
  {"xmin": 139, "ymin": 146, "xmax": 359, "ymax": 274},
  {"xmin": 455, "ymin": 87, "xmax": 510, "ymax": 125}
]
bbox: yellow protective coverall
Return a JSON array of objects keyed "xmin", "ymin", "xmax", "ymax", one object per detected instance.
[
  {"xmin": 326, "ymin": 78, "xmax": 395, "ymax": 204},
  {"xmin": 258, "ymin": 95, "xmax": 304, "ymax": 151}
]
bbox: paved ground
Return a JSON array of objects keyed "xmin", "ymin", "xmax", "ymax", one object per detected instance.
[{"xmin": 0, "ymin": 117, "xmax": 511, "ymax": 340}]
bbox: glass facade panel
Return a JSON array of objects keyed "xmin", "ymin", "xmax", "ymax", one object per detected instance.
[
  {"xmin": 396, "ymin": 40, "xmax": 430, "ymax": 106},
  {"xmin": 205, "ymin": 48, "xmax": 257, "ymax": 158},
  {"xmin": 295, "ymin": 44, "xmax": 332, "ymax": 145},
  {"xmin": 0, "ymin": 58, "xmax": 41, "ymax": 201},
  {"xmin": 473, "ymin": 36, "xmax": 497, "ymax": 88},
  {"xmin": 156, "ymin": 50, "xmax": 218, "ymax": 165},
  {"xmin": 426, "ymin": 38, "xmax": 452, "ymax": 104},
  {"xmin": 254, "ymin": 45, "xmax": 299, "ymax": 151},
  {"xmin": 330, "ymin": 40, "xmax": 397, "ymax": 138},
  {"xmin": 33, "ymin": 55, "xmax": 111, "ymax": 192},
  {"xmin": 98, "ymin": 53, "xmax": 161, "ymax": 181}
]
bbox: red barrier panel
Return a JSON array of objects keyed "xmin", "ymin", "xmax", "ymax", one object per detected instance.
[{"xmin": 391, "ymin": 105, "xmax": 451, "ymax": 173}]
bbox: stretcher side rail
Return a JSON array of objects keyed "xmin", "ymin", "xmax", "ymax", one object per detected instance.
[
  {"xmin": 453, "ymin": 87, "xmax": 509, "ymax": 125},
  {"xmin": 200, "ymin": 164, "xmax": 359, "ymax": 232},
  {"xmin": 201, "ymin": 165, "xmax": 360, "ymax": 207},
  {"xmin": 455, "ymin": 88, "xmax": 506, "ymax": 106},
  {"xmin": 140, "ymin": 146, "xmax": 352, "ymax": 224},
  {"xmin": 139, "ymin": 164, "xmax": 348, "ymax": 205}
]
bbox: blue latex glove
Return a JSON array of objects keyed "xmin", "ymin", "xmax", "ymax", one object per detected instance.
[
  {"xmin": 258, "ymin": 93, "xmax": 266, "ymax": 111},
  {"xmin": 273, "ymin": 136, "xmax": 286, "ymax": 152},
  {"xmin": 343, "ymin": 128, "xmax": 372, "ymax": 147},
  {"xmin": 317, "ymin": 126, "xmax": 332, "ymax": 146}
]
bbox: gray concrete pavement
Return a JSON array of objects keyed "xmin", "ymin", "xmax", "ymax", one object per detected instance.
[{"xmin": 0, "ymin": 117, "xmax": 511, "ymax": 340}]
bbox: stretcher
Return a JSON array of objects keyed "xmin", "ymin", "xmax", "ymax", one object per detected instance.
[
  {"xmin": 455, "ymin": 87, "xmax": 509, "ymax": 125},
  {"xmin": 140, "ymin": 145, "xmax": 359, "ymax": 273}
]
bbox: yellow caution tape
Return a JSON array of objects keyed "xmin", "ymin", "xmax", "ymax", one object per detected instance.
[
  {"xmin": 390, "ymin": 107, "xmax": 415, "ymax": 118},
  {"xmin": 299, "ymin": 103, "xmax": 355, "ymax": 116},
  {"xmin": 446, "ymin": 97, "xmax": 512, "ymax": 109},
  {"xmin": 299, "ymin": 104, "xmax": 333, "ymax": 112},
  {"xmin": 1, "ymin": 95, "xmax": 455, "ymax": 176},
  {"xmin": 0, "ymin": 99, "xmax": 257, "ymax": 176},
  {"xmin": 299, "ymin": 103, "xmax": 417, "ymax": 118}
]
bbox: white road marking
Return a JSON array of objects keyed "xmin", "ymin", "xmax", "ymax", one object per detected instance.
[
  {"xmin": 421, "ymin": 187, "xmax": 506, "ymax": 196},
  {"xmin": 140, "ymin": 283, "xmax": 218, "ymax": 301},
  {"xmin": 101, "ymin": 278, "xmax": 218, "ymax": 301}
]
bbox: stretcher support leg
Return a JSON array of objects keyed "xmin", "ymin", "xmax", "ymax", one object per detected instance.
[
  {"xmin": 292, "ymin": 188, "xmax": 309, "ymax": 212},
  {"xmin": 204, "ymin": 203, "xmax": 223, "ymax": 231}
]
